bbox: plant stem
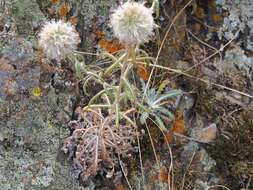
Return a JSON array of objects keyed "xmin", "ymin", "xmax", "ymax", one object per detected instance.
[{"xmin": 115, "ymin": 45, "xmax": 136, "ymax": 128}]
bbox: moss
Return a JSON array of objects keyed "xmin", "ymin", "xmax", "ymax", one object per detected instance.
[
  {"xmin": 205, "ymin": 110, "xmax": 253, "ymax": 189},
  {"xmin": 194, "ymin": 83, "xmax": 216, "ymax": 117},
  {"xmin": 175, "ymin": 76, "xmax": 217, "ymax": 120}
]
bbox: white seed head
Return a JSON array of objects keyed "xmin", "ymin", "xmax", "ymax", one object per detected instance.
[
  {"xmin": 110, "ymin": 1, "xmax": 156, "ymax": 46},
  {"xmin": 38, "ymin": 20, "xmax": 80, "ymax": 61}
]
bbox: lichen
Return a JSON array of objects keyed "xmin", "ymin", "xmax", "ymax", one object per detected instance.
[
  {"xmin": 222, "ymin": 47, "xmax": 253, "ymax": 80},
  {"xmin": 0, "ymin": 90, "xmax": 90, "ymax": 190},
  {"xmin": 12, "ymin": 0, "xmax": 45, "ymax": 36},
  {"xmin": 216, "ymin": 0, "xmax": 253, "ymax": 52},
  {"xmin": 74, "ymin": 0, "xmax": 117, "ymax": 24}
]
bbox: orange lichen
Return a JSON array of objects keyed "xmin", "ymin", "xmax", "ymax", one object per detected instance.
[
  {"xmin": 159, "ymin": 168, "xmax": 170, "ymax": 184},
  {"xmin": 96, "ymin": 29, "xmax": 124, "ymax": 53},
  {"xmin": 95, "ymin": 30, "xmax": 105, "ymax": 39},
  {"xmin": 115, "ymin": 184, "xmax": 127, "ymax": 190},
  {"xmin": 194, "ymin": 23, "xmax": 201, "ymax": 31},
  {"xmin": 69, "ymin": 17, "xmax": 78, "ymax": 24},
  {"xmin": 194, "ymin": 8, "xmax": 205, "ymax": 19},
  {"xmin": 172, "ymin": 83, "xmax": 177, "ymax": 89},
  {"xmin": 98, "ymin": 39, "xmax": 124, "ymax": 53},
  {"xmin": 208, "ymin": 0, "xmax": 216, "ymax": 9},
  {"xmin": 50, "ymin": 0, "xmax": 59, "ymax": 6},
  {"xmin": 165, "ymin": 110, "xmax": 185, "ymax": 142},
  {"xmin": 58, "ymin": 3, "xmax": 70, "ymax": 17},
  {"xmin": 177, "ymin": 30, "xmax": 186, "ymax": 42},
  {"xmin": 213, "ymin": 13, "xmax": 223, "ymax": 22},
  {"xmin": 98, "ymin": 39, "xmax": 107, "ymax": 47},
  {"xmin": 136, "ymin": 65, "xmax": 150, "ymax": 80},
  {"xmin": 223, "ymin": 11, "xmax": 229, "ymax": 17}
]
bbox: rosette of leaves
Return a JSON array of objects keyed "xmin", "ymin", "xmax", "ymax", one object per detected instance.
[
  {"xmin": 62, "ymin": 109, "xmax": 136, "ymax": 182},
  {"xmin": 139, "ymin": 81, "xmax": 182, "ymax": 130}
]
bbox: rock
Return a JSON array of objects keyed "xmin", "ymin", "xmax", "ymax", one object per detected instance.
[
  {"xmin": 196, "ymin": 123, "xmax": 217, "ymax": 143},
  {"xmin": 0, "ymin": 38, "xmax": 39, "ymax": 101},
  {"xmin": 222, "ymin": 48, "xmax": 253, "ymax": 80},
  {"xmin": 0, "ymin": 0, "xmax": 121, "ymax": 189},
  {"xmin": 0, "ymin": 132, "xmax": 4, "ymax": 142},
  {"xmin": 216, "ymin": 0, "xmax": 253, "ymax": 52}
]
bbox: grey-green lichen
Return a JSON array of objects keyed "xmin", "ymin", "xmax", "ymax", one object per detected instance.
[
  {"xmin": 74, "ymin": 0, "xmax": 118, "ymax": 23},
  {"xmin": 0, "ymin": 1, "xmax": 16, "ymax": 54},
  {"xmin": 216, "ymin": 0, "xmax": 253, "ymax": 52},
  {"xmin": 222, "ymin": 47, "xmax": 253, "ymax": 80},
  {"xmin": 12, "ymin": 0, "xmax": 45, "ymax": 36},
  {"xmin": 0, "ymin": 0, "xmax": 44, "ymax": 54},
  {"xmin": 0, "ymin": 90, "xmax": 90, "ymax": 190}
]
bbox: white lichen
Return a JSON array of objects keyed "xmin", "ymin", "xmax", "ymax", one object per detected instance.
[
  {"xmin": 110, "ymin": 1, "xmax": 156, "ymax": 46},
  {"xmin": 223, "ymin": 47, "xmax": 253, "ymax": 79},
  {"xmin": 38, "ymin": 20, "xmax": 80, "ymax": 61}
]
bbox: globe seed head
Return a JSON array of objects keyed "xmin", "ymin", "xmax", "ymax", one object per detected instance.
[
  {"xmin": 38, "ymin": 20, "xmax": 80, "ymax": 61},
  {"xmin": 110, "ymin": 1, "xmax": 156, "ymax": 46}
]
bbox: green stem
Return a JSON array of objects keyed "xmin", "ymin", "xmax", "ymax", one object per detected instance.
[
  {"xmin": 114, "ymin": 45, "xmax": 136, "ymax": 128},
  {"xmin": 88, "ymin": 88, "xmax": 115, "ymax": 105},
  {"xmin": 104, "ymin": 52, "xmax": 127, "ymax": 75},
  {"xmin": 86, "ymin": 104, "xmax": 112, "ymax": 109}
]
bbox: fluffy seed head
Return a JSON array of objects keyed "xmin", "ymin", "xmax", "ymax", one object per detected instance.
[
  {"xmin": 110, "ymin": 1, "xmax": 156, "ymax": 46},
  {"xmin": 38, "ymin": 20, "xmax": 80, "ymax": 61}
]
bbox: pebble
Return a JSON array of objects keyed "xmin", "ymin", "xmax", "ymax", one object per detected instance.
[
  {"xmin": 0, "ymin": 132, "xmax": 5, "ymax": 142},
  {"xmin": 197, "ymin": 123, "xmax": 217, "ymax": 143}
]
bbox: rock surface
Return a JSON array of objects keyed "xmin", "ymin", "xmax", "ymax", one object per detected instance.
[
  {"xmin": 0, "ymin": 0, "xmax": 252, "ymax": 189},
  {"xmin": 0, "ymin": 0, "xmax": 118, "ymax": 189}
]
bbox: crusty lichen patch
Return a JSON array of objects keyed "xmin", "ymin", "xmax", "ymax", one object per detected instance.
[
  {"xmin": 216, "ymin": 0, "xmax": 253, "ymax": 52},
  {"xmin": 222, "ymin": 47, "xmax": 253, "ymax": 80}
]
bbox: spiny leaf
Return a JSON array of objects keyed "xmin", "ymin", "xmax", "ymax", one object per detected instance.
[
  {"xmin": 89, "ymin": 88, "xmax": 115, "ymax": 105},
  {"xmin": 158, "ymin": 79, "xmax": 170, "ymax": 93},
  {"xmin": 157, "ymin": 107, "xmax": 175, "ymax": 120},
  {"xmin": 151, "ymin": 0, "xmax": 160, "ymax": 19},
  {"xmin": 153, "ymin": 90, "xmax": 182, "ymax": 104},
  {"xmin": 140, "ymin": 112, "xmax": 149, "ymax": 125},
  {"xmin": 154, "ymin": 114, "xmax": 167, "ymax": 130}
]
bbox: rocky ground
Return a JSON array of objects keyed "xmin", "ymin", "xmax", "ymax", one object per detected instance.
[{"xmin": 0, "ymin": 0, "xmax": 252, "ymax": 190}]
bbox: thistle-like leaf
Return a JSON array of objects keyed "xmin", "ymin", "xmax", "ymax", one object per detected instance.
[
  {"xmin": 154, "ymin": 114, "xmax": 167, "ymax": 130},
  {"xmin": 157, "ymin": 107, "xmax": 175, "ymax": 120},
  {"xmin": 88, "ymin": 88, "xmax": 115, "ymax": 105},
  {"xmin": 153, "ymin": 90, "xmax": 182, "ymax": 105},
  {"xmin": 140, "ymin": 111, "xmax": 149, "ymax": 124},
  {"xmin": 151, "ymin": 0, "xmax": 160, "ymax": 19}
]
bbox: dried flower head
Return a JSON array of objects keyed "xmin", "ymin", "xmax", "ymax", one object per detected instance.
[
  {"xmin": 110, "ymin": 1, "xmax": 156, "ymax": 46},
  {"xmin": 38, "ymin": 20, "xmax": 80, "ymax": 61},
  {"xmin": 62, "ymin": 108, "xmax": 137, "ymax": 181}
]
